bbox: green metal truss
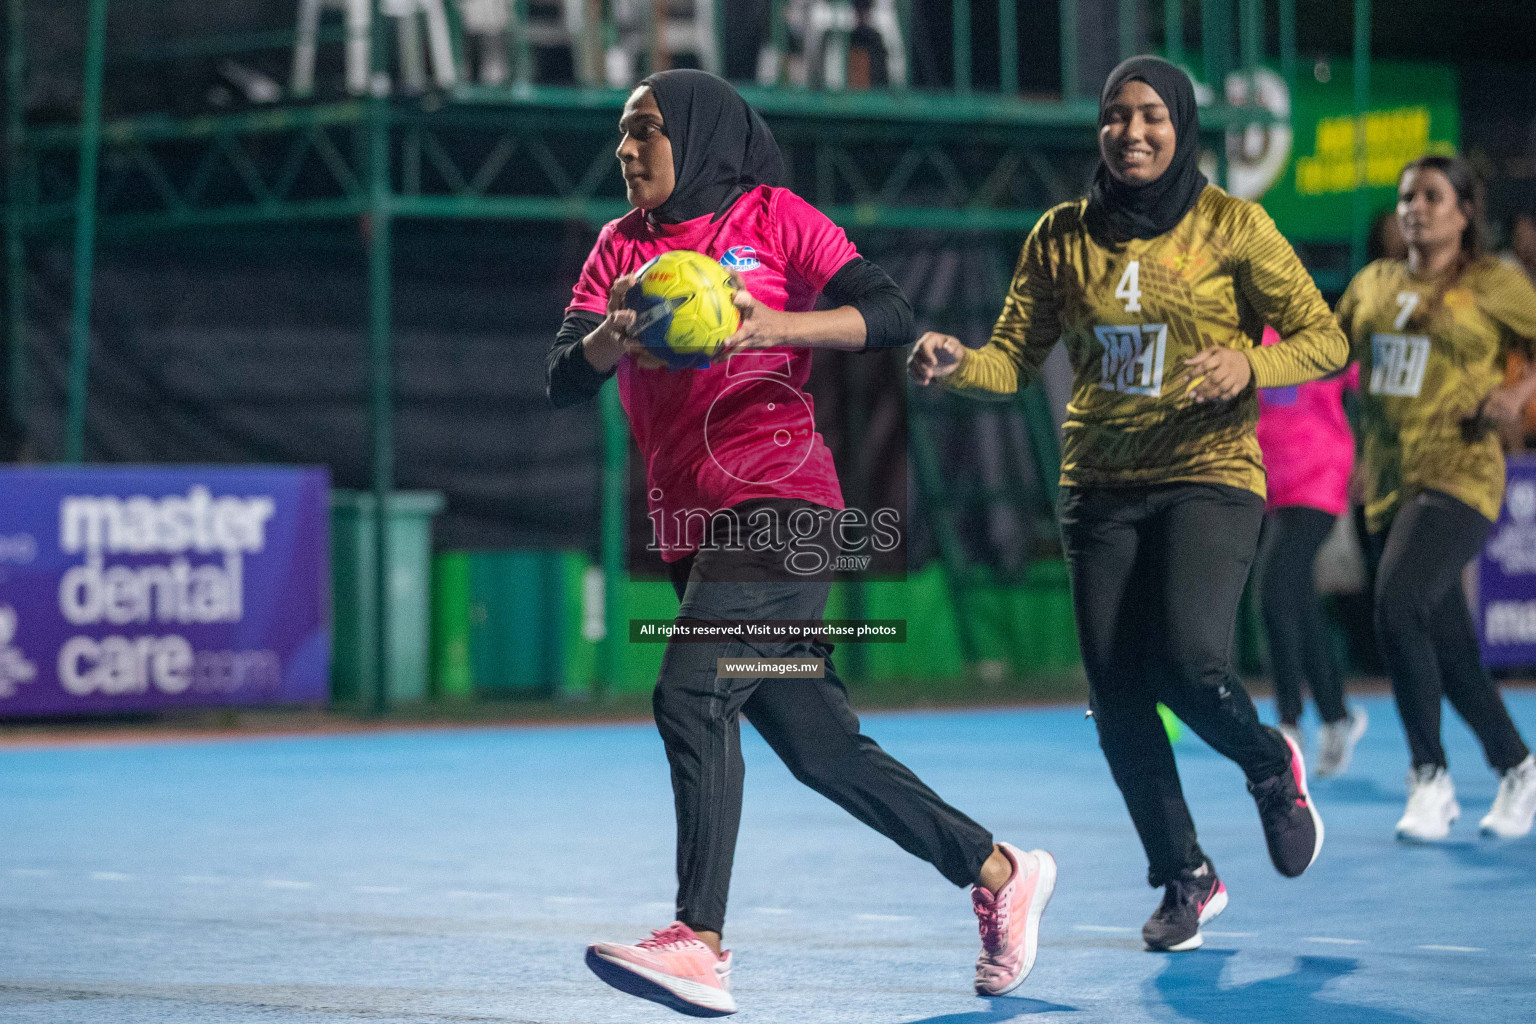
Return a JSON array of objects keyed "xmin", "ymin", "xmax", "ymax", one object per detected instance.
[
  {"xmin": 4, "ymin": 0, "xmax": 1296, "ymax": 704},
  {"xmin": 6, "ymin": 81, "xmax": 1275, "ymax": 697},
  {"xmin": 15, "ymin": 85, "xmax": 1272, "ymax": 239}
]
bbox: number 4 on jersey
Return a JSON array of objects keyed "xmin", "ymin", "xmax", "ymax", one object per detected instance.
[{"xmin": 1116, "ymin": 260, "xmax": 1142, "ymax": 313}]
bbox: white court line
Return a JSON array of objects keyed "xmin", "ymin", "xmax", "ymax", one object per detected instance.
[
  {"xmin": 545, "ymin": 895, "xmax": 598, "ymax": 904},
  {"xmin": 749, "ymin": 907, "xmax": 792, "ymax": 915},
  {"xmin": 263, "ymin": 880, "xmax": 313, "ymax": 890},
  {"xmin": 854, "ymin": 913, "xmax": 912, "ymax": 921},
  {"xmin": 635, "ymin": 901, "xmax": 673, "ymax": 912},
  {"xmin": 10, "ymin": 868, "xmax": 53, "ymax": 877},
  {"xmin": 354, "ymin": 886, "xmax": 406, "ymax": 894},
  {"xmin": 90, "ymin": 872, "xmax": 132, "ymax": 882},
  {"xmin": 1304, "ymin": 937, "xmax": 1367, "ymax": 945},
  {"xmin": 450, "ymin": 890, "xmax": 513, "ymax": 900},
  {"xmin": 1416, "ymin": 944, "xmax": 1484, "ymax": 953},
  {"xmin": 1203, "ymin": 931, "xmax": 1257, "ymax": 938},
  {"xmin": 1074, "ymin": 925, "xmax": 1137, "ymax": 933}
]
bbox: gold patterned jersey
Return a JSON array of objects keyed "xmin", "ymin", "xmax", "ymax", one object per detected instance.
[
  {"xmin": 1340, "ymin": 255, "xmax": 1536, "ymax": 531},
  {"xmin": 942, "ymin": 185, "xmax": 1348, "ymax": 497}
]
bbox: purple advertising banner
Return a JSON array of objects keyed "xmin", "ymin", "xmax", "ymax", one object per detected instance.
[
  {"xmin": 0, "ymin": 466, "xmax": 331, "ymax": 715},
  {"xmin": 1479, "ymin": 455, "xmax": 1536, "ymax": 667}
]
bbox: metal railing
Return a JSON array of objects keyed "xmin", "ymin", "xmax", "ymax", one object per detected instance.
[
  {"xmin": 4, "ymin": 0, "xmax": 1352, "ymax": 709},
  {"xmin": 96, "ymin": 1, "xmax": 1299, "ymax": 100}
]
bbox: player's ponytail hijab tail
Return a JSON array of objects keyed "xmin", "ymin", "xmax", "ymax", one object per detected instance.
[
  {"xmin": 638, "ymin": 69, "xmax": 784, "ymax": 224},
  {"xmin": 1086, "ymin": 56, "xmax": 1209, "ymax": 244}
]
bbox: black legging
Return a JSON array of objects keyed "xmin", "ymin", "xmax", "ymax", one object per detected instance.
[
  {"xmin": 1371, "ymin": 489, "xmax": 1530, "ymax": 772},
  {"xmin": 1256, "ymin": 506, "xmax": 1347, "ymax": 726},
  {"xmin": 1059, "ymin": 483, "xmax": 1290, "ymax": 888},
  {"xmin": 655, "ymin": 501, "xmax": 995, "ymax": 934}
]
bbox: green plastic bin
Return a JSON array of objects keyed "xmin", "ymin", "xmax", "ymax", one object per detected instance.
[
  {"xmin": 431, "ymin": 552, "xmax": 474, "ymax": 699},
  {"xmin": 331, "ymin": 490, "xmax": 446, "ymax": 706},
  {"xmin": 466, "ymin": 550, "xmax": 565, "ymax": 697}
]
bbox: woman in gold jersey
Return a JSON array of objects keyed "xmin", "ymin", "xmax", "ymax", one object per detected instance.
[
  {"xmin": 909, "ymin": 56, "xmax": 1346, "ymax": 953},
  {"xmin": 1341, "ymin": 155, "xmax": 1536, "ymax": 843}
]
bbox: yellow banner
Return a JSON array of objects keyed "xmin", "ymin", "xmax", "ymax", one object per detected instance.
[{"xmin": 1294, "ymin": 106, "xmax": 1454, "ymax": 196}]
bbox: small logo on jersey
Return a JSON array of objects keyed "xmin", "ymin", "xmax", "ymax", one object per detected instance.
[
  {"xmin": 1444, "ymin": 288, "xmax": 1475, "ymax": 313},
  {"xmin": 1163, "ymin": 249, "xmax": 1206, "ymax": 274},
  {"xmin": 720, "ymin": 246, "xmax": 760, "ymax": 272}
]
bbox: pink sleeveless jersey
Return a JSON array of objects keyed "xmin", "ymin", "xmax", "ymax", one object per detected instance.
[
  {"xmin": 1255, "ymin": 326, "xmax": 1358, "ymax": 515},
  {"xmin": 567, "ymin": 185, "xmax": 853, "ymax": 560}
]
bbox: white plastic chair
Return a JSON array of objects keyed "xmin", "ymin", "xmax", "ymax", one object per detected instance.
[
  {"xmin": 459, "ymin": 0, "xmax": 511, "ymax": 85},
  {"xmin": 292, "ymin": 0, "xmax": 460, "ymax": 98},
  {"xmin": 604, "ymin": 0, "xmax": 720, "ymax": 89},
  {"xmin": 509, "ymin": 0, "xmax": 604, "ymax": 86},
  {"xmin": 801, "ymin": 0, "xmax": 906, "ymax": 89}
]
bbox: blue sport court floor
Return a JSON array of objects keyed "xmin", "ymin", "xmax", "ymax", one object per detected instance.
[{"xmin": 1, "ymin": 691, "xmax": 1534, "ymax": 1024}]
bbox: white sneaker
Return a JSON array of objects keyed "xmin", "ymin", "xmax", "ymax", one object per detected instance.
[
  {"xmin": 1480, "ymin": 755, "xmax": 1536, "ymax": 839},
  {"xmin": 1396, "ymin": 766, "xmax": 1459, "ymax": 842},
  {"xmin": 1315, "ymin": 706, "xmax": 1368, "ymax": 779}
]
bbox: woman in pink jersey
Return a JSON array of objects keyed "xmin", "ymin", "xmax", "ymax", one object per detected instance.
[
  {"xmin": 547, "ymin": 70, "xmax": 1054, "ymax": 1017},
  {"xmin": 1254, "ymin": 326, "xmax": 1368, "ymax": 777}
]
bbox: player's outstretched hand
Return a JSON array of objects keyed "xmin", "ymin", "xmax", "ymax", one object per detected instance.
[
  {"xmin": 1181, "ymin": 346, "xmax": 1252, "ymax": 403},
  {"xmin": 718, "ymin": 284, "xmax": 790, "ymax": 356},
  {"xmin": 908, "ymin": 332, "xmax": 966, "ymax": 385}
]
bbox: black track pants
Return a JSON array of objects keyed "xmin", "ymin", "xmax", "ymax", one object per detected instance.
[
  {"xmin": 1059, "ymin": 483, "xmax": 1290, "ymax": 888},
  {"xmin": 656, "ymin": 522, "xmax": 994, "ymax": 934},
  {"xmin": 1371, "ymin": 490, "xmax": 1530, "ymax": 773},
  {"xmin": 1256, "ymin": 506, "xmax": 1348, "ymax": 726}
]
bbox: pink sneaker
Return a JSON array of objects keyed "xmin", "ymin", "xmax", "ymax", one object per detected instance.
[
  {"xmin": 971, "ymin": 843, "xmax": 1057, "ymax": 996},
  {"xmin": 585, "ymin": 921, "xmax": 736, "ymax": 1017}
]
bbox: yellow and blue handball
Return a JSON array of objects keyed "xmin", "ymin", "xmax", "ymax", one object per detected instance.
[{"xmin": 625, "ymin": 249, "xmax": 740, "ymax": 369}]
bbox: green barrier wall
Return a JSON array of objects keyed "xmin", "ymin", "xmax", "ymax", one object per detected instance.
[
  {"xmin": 468, "ymin": 551, "xmax": 565, "ymax": 696},
  {"xmin": 331, "ymin": 490, "xmax": 446, "ymax": 705},
  {"xmin": 429, "ymin": 552, "xmax": 473, "ymax": 699},
  {"xmin": 430, "ymin": 550, "xmax": 1083, "ymax": 696},
  {"xmin": 428, "ymin": 550, "xmax": 568, "ymax": 697}
]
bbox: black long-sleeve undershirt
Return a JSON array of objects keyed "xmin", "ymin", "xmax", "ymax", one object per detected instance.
[
  {"xmin": 545, "ymin": 256, "xmax": 913, "ymax": 409},
  {"xmin": 821, "ymin": 255, "xmax": 914, "ymax": 351},
  {"xmin": 546, "ymin": 310, "xmax": 608, "ymax": 410}
]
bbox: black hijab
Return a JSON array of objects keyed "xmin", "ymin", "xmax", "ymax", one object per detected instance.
[
  {"xmin": 639, "ymin": 69, "xmax": 784, "ymax": 224},
  {"xmin": 1085, "ymin": 56, "xmax": 1208, "ymax": 244}
]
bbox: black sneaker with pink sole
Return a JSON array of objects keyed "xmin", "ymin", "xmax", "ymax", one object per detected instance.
[
  {"xmin": 1143, "ymin": 859, "xmax": 1227, "ymax": 952},
  {"xmin": 1248, "ymin": 727, "xmax": 1325, "ymax": 877}
]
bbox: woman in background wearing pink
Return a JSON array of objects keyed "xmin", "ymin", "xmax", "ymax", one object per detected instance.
[{"xmin": 1255, "ymin": 325, "xmax": 1368, "ymax": 776}]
